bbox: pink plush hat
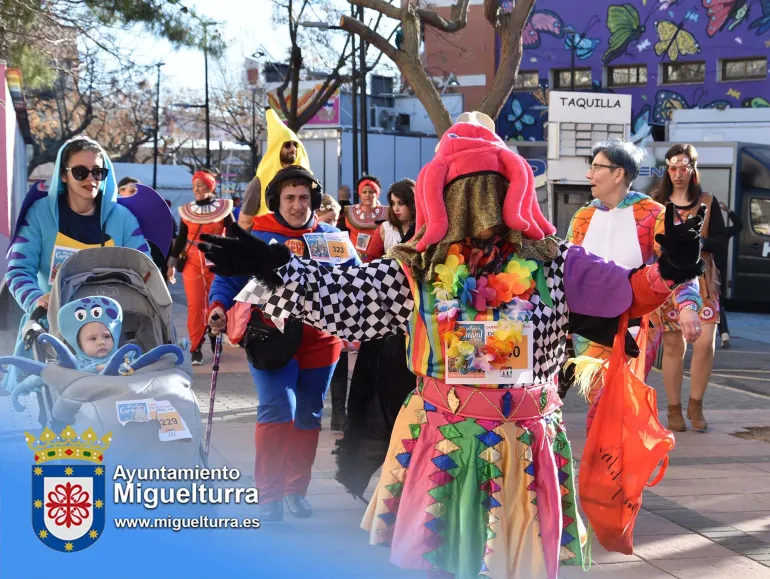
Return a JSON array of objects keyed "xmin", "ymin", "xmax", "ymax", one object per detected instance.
[{"xmin": 414, "ymin": 112, "xmax": 555, "ymax": 251}]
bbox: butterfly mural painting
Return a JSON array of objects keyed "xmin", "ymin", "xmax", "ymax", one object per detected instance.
[
  {"xmin": 653, "ymin": 89, "xmax": 732, "ymax": 125},
  {"xmin": 508, "ymin": 99, "xmax": 536, "ymax": 133},
  {"xmin": 743, "ymin": 96, "xmax": 770, "ymax": 107},
  {"xmin": 564, "ymin": 16, "xmax": 602, "ymax": 61},
  {"xmin": 522, "ymin": 10, "xmax": 565, "ymax": 49},
  {"xmin": 654, "ymin": 20, "xmax": 701, "ymax": 60},
  {"xmin": 748, "ymin": 0, "xmax": 770, "ymax": 34},
  {"xmin": 603, "ymin": 4, "xmax": 647, "ymax": 63},
  {"xmin": 703, "ymin": 0, "xmax": 750, "ymax": 36}
]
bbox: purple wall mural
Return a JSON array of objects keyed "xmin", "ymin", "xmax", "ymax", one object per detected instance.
[{"xmin": 496, "ymin": 0, "xmax": 770, "ymax": 143}]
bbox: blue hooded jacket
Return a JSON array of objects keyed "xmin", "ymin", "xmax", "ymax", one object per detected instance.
[{"xmin": 3, "ymin": 137, "xmax": 149, "ymax": 390}]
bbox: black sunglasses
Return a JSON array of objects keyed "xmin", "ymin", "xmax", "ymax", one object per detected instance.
[{"xmin": 66, "ymin": 166, "xmax": 109, "ymax": 181}]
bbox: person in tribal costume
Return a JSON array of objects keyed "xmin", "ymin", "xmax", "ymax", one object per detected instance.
[
  {"xmin": 342, "ymin": 175, "xmax": 389, "ymax": 262},
  {"xmin": 207, "ymin": 166, "xmax": 360, "ymax": 522},
  {"xmin": 200, "ymin": 112, "xmax": 705, "ymax": 579},
  {"xmin": 564, "ymin": 140, "xmax": 702, "ymax": 431},
  {"xmin": 167, "ymin": 170, "xmax": 233, "ymax": 365}
]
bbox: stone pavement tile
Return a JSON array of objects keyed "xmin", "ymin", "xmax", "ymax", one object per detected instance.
[
  {"xmin": 669, "ymin": 494, "xmax": 770, "ymax": 513},
  {"xmin": 706, "ymin": 512, "xmax": 770, "ymax": 533},
  {"xmin": 631, "ymin": 533, "xmax": 735, "ymax": 560},
  {"xmin": 659, "ymin": 463, "xmax": 770, "ymax": 480},
  {"xmin": 746, "ymin": 463, "xmax": 770, "ymax": 474},
  {"xmin": 561, "ymin": 561, "xmax": 676, "ymax": 578},
  {"xmin": 632, "ymin": 513, "xmax": 691, "ymax": 535},
  {"xmin": 654, "ymin": 556, "xmax": 770, "ymax": 578},
  {"xmin": 312, "ymin": 492, "xmax": 372, "ymax": 512},
  {"xmin": 588, "ymin": 541, "xmax": 642, "ymax": 564},
  {"xmin": 558, "ymin": 563, "xmax": 613, "ymax": 577},
  {"xmin": 652, "ymin": 476, "xmax": 770, "ymax": 497}
]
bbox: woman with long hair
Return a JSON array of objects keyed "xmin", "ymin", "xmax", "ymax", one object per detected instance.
[
  {"xmin": 653, "ymin": 144, "xmax": 726, "ymax": 432},
  {"xmin": 334, "ymin": 179, "xmax": 417, "ymax": 499}
]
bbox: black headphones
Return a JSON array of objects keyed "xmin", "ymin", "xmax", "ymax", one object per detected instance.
[{"xmin": 265, "ymin": 166, "xmax": 323, "ymax": 212}]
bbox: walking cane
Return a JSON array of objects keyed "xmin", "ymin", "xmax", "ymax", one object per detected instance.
[{"xmin": 204, "ymin": 324, "xmax": 224, "ymax": 462}]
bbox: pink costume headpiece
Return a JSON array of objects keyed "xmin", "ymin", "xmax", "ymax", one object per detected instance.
[{"xmin": 413, "ymin": 112, "xmax": 555, "ymax": 252}]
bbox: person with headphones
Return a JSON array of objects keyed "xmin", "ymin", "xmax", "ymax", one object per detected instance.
[{"xmin": 206, "ymin": 165, "xmax": 360, "ymax": 522}]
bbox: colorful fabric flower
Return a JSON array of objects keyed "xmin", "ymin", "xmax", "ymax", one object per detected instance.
[
  {"xmin": 437, "ymin": 299, "xmax": 460, "ymax": 322},
  {"xmin": 458, "ymin": 276, "xmax": 476, "ymax": 308},
  {"xmin": 447, "ymin": 339, "xmax": 475, "ymax": 359},
  {"xmin": 447, "ymin": 243, "xmax": 466, "ymax": 265},
  {"xmin": 471, "ymin": 276, "xmax": 496, "ymax": 311},
  {"xmin": 504, "ymin": 255, "xmax": 538, "ymax": 296},
  {"xmin": 485, "ymin": 320, "xmax": 524, "ymax": 361},
  {"xmin": 502, "ymin": 297, "xmax": 534, "ymax": 321},
  {"xmin": 434, "ymin": 253, "xmax": 469, "ymax": 296},
  {"xmin": 487, "ymin": 273, "xmax": 517, "ymax": 307},
  {"xmin": 471, "ymin": 352, "xmax": 495, "ymax": 373}
]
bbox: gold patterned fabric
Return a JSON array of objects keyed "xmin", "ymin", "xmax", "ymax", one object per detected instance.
[{"xmin": 388, "ymin": 173, "xmax": 560, "ymax": 281}]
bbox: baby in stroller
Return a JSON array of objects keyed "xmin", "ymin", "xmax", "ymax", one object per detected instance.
[
  {"xmin": 0, "ymin": 295, "xmax": 185, "ymax": 379},
  {"xmin": 1, "ymin": 246, "xmax": 204, "ymax": 468}
]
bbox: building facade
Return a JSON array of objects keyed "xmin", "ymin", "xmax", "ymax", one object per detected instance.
[{"xmin": 422, "ymin": 0, "xmax": 770, "ymax": 142}]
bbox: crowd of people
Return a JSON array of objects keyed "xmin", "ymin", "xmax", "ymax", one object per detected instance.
[{"xmin": 3, "ymin": 109, "xmax": 741, "ymax": 579}]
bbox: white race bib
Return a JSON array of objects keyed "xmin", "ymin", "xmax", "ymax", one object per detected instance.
[{"xmin": 303, "ymin": 232, "xmax": 353, "ymax": 264}]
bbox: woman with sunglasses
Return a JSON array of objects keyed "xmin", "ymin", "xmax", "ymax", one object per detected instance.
[
  {"xmin": 3, "ymin": 135, "xmax": 150, "ymax": 391},
  {"xmin": 653, "ymin": 144, "xmax": 727, "ymax": 432}
]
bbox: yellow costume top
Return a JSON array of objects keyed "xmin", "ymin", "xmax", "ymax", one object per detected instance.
[{"xmin": 255, "ymin": 109, "xmax": 311, "ymax": 216}]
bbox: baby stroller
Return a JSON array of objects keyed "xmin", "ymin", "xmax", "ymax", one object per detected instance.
[{"xmin": 9, "ymin": 246, "xmax": 204, "ymax": 468}]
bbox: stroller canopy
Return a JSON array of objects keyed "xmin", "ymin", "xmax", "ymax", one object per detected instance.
[{"xmin": 47, "ymin": 247, "xmax": 175, "ymax": 352}]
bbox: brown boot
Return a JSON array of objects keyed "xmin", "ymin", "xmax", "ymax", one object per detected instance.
[
  {"xmin": 687, "ymin": 398, "xmax": 708, "ymax": 432},
  {"xmin": 667, "ymin": 404, "xmax": 687, "ymax": 432}
]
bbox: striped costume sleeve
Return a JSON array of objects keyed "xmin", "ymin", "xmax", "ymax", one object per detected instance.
[
  {"xmin": 250, "ymin": 257, "xmax": 414, "ymax": 341},
  {"xmin": 6, "ymin": 210, "xmax": 46, "ymax": 313}
]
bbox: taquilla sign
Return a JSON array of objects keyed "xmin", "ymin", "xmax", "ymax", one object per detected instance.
[{"xmin": 548, "ymin": 91, "xmax": 632, "ymax": 124}]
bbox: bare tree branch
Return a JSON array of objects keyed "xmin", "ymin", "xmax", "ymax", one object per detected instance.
[{"xmin": 418, "ymin": 0, "xmax": 470, "ymax": 33}]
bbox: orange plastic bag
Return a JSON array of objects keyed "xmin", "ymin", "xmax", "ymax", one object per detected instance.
[{"xmin": 579, "ymin": 313, "xmax": 675, "ymax": 554}]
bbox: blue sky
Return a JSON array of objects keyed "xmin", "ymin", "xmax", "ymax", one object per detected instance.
[{"xmin": 128, "ymin": 0, "xmax": 291, "ymax": 92}]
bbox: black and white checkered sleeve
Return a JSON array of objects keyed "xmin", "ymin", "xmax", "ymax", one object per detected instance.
[{"xmin": 258, "ymin": 257, "xmax": 414, "ymax": 341}]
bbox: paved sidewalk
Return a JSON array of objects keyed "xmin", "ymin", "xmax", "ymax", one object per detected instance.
[
  {"xmin": 172, "ymin": 284, "xmax": 770, "ymax": 579},
  {"xmin": 4, "ymin": 283, "xmax": 770, "ymax": 577}
]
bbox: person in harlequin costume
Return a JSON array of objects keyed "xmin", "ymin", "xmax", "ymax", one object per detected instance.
[
  {"xmin": 3, "ymin": 136, "xmax": 151, "ymax": 391},
  {"xmin": 342, "ymin": 175, "xmax": 388, "ymax": 261},
  {"xmin": 237, "ymin": 108, "xmax": 311, "ymax": 229},
  {"xmin": 201, "ymin": 112, "xmax": 705, "ymax": 579},
  {"xmin": 167, "ymin": 170, "xmax": 233, "ymax": 365},
  {"xmin": 206, "ymin": 165, "xmax": 360, "ymax": 523},
  {"xmin": 564, "ymin": 139, "xmax": 702, "ymax": 432}
]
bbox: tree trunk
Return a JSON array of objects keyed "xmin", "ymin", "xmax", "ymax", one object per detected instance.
[
  {"xmin": 477, "ymin": 0, "xmax": 535, "ymax": 120},
  {"xmin": 400, "ymin": 57, "xmax": 452, "ymax": 136}
]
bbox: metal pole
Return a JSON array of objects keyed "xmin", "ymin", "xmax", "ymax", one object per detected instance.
[
  {"xmin": 358, "ymin": 5, "xmax": 369, "ymax": 176},
  {"xmin": 251, "ymin": 88, "xmax": 257, "ymax": 175},
  {"xmin": 350, "ymin": 7, "xmax": 359, "ymax": 196},
  {"xmin": 153, "ymin": 62, "xmax": 163, "ymax": 190},
  {"xmin": 204, "ymin": 23, "xmax": 211, "ymax": 169}
]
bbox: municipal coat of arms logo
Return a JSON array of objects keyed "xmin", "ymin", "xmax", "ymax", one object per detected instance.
[{"xmin": 26, "ymin": 425, "xmax": 112, "ymax": 552}]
